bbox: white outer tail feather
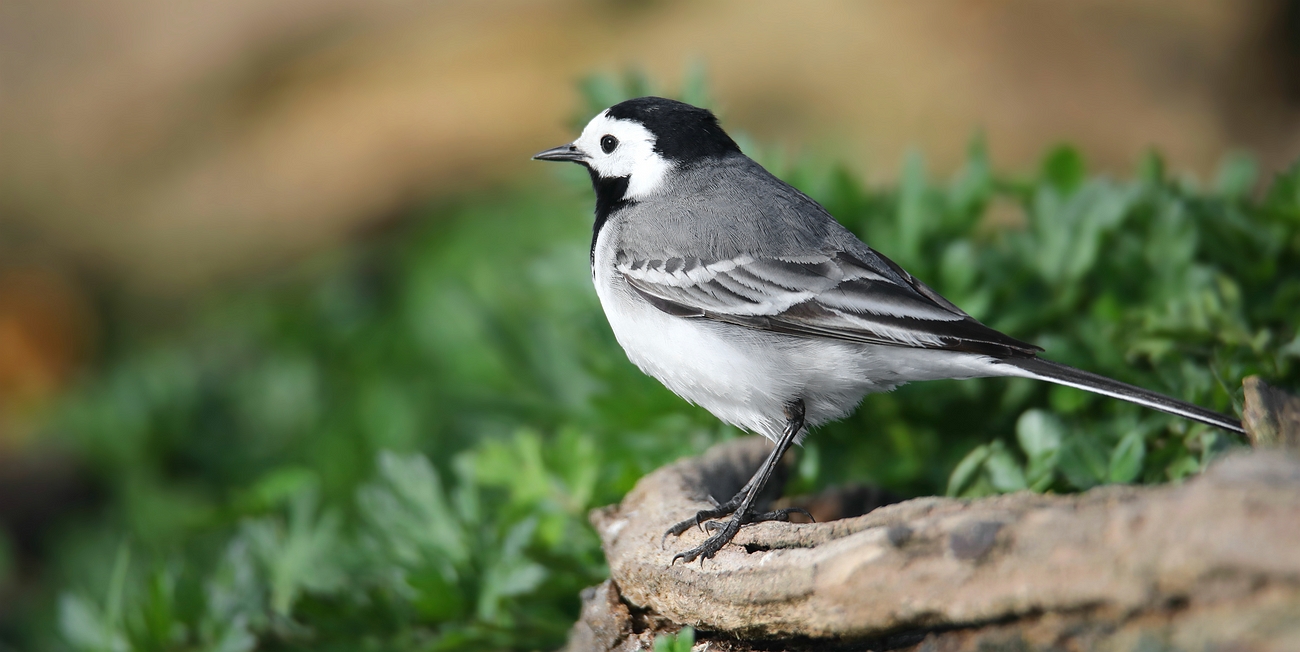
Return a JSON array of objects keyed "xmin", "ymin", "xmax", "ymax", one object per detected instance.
[{"xmin": 998, "ymin": 357, "xmax": 1245, "ymax": 435}]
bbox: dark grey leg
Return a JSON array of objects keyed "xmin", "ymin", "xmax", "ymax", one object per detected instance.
[{"xmin": 668, "ymin": 399, "xmax": 808, "ymax": 564}]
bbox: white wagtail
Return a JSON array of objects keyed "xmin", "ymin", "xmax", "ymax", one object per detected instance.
[{"xmin": 534, "ymin": 96, "xmax": 1244, "ymax": 563}]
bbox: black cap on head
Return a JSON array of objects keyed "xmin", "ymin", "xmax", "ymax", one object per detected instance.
[{"xmin": 606, "ymin": 97, "xmax": 741, "ymax": 164}]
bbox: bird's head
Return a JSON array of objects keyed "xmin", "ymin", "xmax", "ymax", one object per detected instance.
[{"xmin": 533, "ymin": 97, "xmax": 741, "ymax": 201}]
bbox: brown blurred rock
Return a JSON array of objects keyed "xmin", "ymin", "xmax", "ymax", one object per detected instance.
[
  {"xmin": 567, "ymin": 436, "xmax": 1300, "ymax": 651},
  {"xmin": 2, "ymin": 1, "xmax": 1299, "ymax": 292},
  {"xmin": 0, "ymin": 262, "xmax": 95, "ymax": 447}
]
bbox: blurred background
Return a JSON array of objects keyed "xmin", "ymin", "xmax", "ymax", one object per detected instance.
[{"xmin": 1, "ymin": 1, "xmax": 1299, "ymax": 649}]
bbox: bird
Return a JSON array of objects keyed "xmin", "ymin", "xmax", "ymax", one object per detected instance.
[{"xmin": 533, "ymin": 96, "xmax": 1244, "ymax": 564}]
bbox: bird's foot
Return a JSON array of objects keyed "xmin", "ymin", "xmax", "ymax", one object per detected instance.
[
  {"xmin": 670, "ymin": 506, "xmax": 814, "ymax": 564},
  {"xmin": 662, "ymin": 495, "xmax": 744, "ymax": 540},
  {"xmin": 672, "ymin": 514, "xmax": 743, "ymax": 565}
]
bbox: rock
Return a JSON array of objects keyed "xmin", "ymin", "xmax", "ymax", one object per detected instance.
[
  {"xmin": 563, "ymin": 581, "xmax": 632, "ymax": 652},
  {"xmin": 566, "ymin": 436, "xmax": 1300, "ymax": 651},
  {"xmin": 1243, "ymin": 376, "xmax": 1300, "ymax": 449}
]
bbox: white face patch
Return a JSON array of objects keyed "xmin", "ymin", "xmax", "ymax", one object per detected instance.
[{"xmin": 573, "ymin": 111, "xmax": 673, "ymax": 199}]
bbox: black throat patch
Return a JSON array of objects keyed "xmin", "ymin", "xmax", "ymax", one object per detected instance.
[{"xmin": 589, "ymin": 169, "xmax": 631, "ymax": 263}]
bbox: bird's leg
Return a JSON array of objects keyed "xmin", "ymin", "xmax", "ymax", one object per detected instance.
[
  {"xmin": 664, "ymin": 485, "xmax": 812, "ymax": 539},
  {"xmin": 669, "ymin": 400, "xmax": 806, "ymax": 564},
  {"xmin": 665, "ymin": 400, "xmax": 810, "ymax": 540}
]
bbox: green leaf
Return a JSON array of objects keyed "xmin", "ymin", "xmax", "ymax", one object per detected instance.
[
  {"xmin": 136, "ymin": 568, "xmax": 183, "ymax": 650},
  {"xmin": 407, "ymin": 567, "xmax": 465, "ymax": 621},
  {"xmin": 358, "ymin": 451, "xmax": 469, "ymax": 570},
  {"xmin": 1264, "ymin": 161, "xmax": 1300, "ymax": 220},
  {"xmin": 949, "ymin": 134, "xmax": 992, "ymax": 217},
  {"xmin": 1048, "ymin": 385, "xmax": 1091, "ymax": 414},
  {"xmin": 1042, "ymin": 145, "xmax": 1086, "ymax": 194},
  {"xmin": 241, "ymin": 489, "xmax": 344, "ymax": 616},
  {"xmin": 1059, "ymin": 434, "xmax": 1110, "ymax": 490},
  {"xmin": 202, "ymin": 617, "xmax": 256, "ymax": 652},
  {"xmin": 60, "ymin": 594, "xmax": 129, "ymax": 652},
  {"xmin": 1137, "ymin": 149, "xmax": 1165, "ymax": 184},
  {"xmin": 1016, "ymin": 409, "xmax": 1063, "ymax": 459},
  {"xmin": 654, "ymin": 626, "xmax": 696, "ymax": 652},
  {"xmin": 1109, "ymin": 430, "xmax": 1147, "ymax": 484},
  {"xmin": 204, "ymin": 618, "xmax": 257, "ymax": 652},
  {"xmin": 1166, "ymin": 454, "xmax": 1202, "ymax": 482},
  {"xmin": 985, "ymin": 441, "xmax": 1028, "ymax": 493},
  {"xmin": 475, "ymin": 430, "xmax": 551, "ymax": 507},
  {"xmin": 1016, "ymin": 409, "xmax": 1063, "ymax": 491},
  {"xmin": 206, "ymin": 538, "xmax": 265, "ymax": 630},
  {"xmin": 234, "ymin": 466, "xmax": 319, "ymax": 513},
  {"xmin": 1214, "ymin": 153, "xmax": 1258, "ymax": 199},
  {"xmin": 477, "ymin": 518, "xmax": 546, "ymax": 622},
  {"xmin": 796, "ymin": 439, "xmax": 821, "ymax": 490},
  {"xmin": 946, "ymin": 444, "xmax": 990, "ymax": 497},
  {"xmin": 939, "ymin": 240, "xmax": 978, "ymax": 299},
  {"xmin": 896, "ymin": 149, "xmax": 930, "ymax": 266}
]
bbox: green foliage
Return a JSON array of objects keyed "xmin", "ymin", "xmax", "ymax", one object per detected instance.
[
  {"xmin": 53, "ymin": 440, "xmax": 607, "ymax": 651},
  {"xmin": 789, "ymin": 142, "xmax": 1299, "ymax": 498},
  {"xmin": 15, "ymin": 76, "xmax": 1300, "ymax": 650},
  {"xmin": 572, "ymin": 74, "xmax": 1298, "ymax": 500}
]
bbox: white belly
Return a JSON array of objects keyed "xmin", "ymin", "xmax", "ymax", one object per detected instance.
[{"xmin": 591, "ymin": 225, "xmax": 1005, "ymax": 440}]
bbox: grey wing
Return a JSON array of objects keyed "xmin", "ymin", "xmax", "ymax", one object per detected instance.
[{"xmin": 616, "ymin": 249, "xmax": 1041, "ymax": 357}]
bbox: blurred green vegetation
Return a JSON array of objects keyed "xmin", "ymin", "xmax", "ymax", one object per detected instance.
[{"xmin": 12, "ymin": 74, "xmax": 1300, "ymax": 650}]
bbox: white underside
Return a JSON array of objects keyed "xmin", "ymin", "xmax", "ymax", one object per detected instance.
[{"xmin": 592, "ymin": 223, "xmax": 1014, "ymax": 442}]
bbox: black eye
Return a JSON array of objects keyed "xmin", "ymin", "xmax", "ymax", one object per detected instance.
[{"xmin": 600, "ymin": 135, "xmax": 618, "ymax": 154}]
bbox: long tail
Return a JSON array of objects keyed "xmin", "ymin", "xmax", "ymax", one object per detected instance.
[{"xmin": 998, "ymin": 357, "xmax": 1245, "ymax": 436}]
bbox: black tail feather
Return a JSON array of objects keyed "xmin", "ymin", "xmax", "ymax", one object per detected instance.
[{"xmin": 1000, "ymin": 357, "xmax": 1245, "ymax": 436}]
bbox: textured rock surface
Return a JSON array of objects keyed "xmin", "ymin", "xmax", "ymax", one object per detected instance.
[
  {"xmin": 1244, "ymin": 375, "xmax": 1300, "ymax": 449},
  {"xmin": 567, "ymin": 437, "xmax": 1300, "ymax": 651}
]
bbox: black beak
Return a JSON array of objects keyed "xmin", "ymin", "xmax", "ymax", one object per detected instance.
[{"xmin": 532, "ymin": 143, "xmax": 586, "ymax": 163}]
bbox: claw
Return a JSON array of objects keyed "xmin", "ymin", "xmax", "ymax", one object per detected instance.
[{"xmin": 671, "ymin": 545, "xmax": 706, "ymax": 566}]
